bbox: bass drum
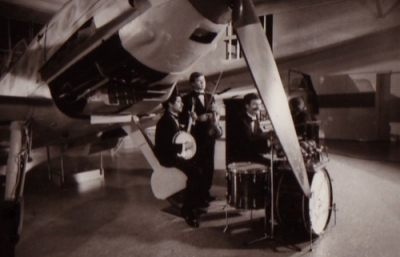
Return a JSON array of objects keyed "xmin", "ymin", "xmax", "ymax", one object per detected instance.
[{"xmin": 276, "ymin": 167, "xmax": 333, "ymax": 236}]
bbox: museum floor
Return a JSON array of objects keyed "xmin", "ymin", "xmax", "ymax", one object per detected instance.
[{"xmin": 13, "ymin": 139, "xmax": 400, "ymax": 257}]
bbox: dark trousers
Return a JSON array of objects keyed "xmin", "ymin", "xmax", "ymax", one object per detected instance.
[
  {"xmin": 193, "ymin": 141, "xmax": 215, "ymax": 196},
  {"xmin": 175, "ymin": 159, "xmax": 205, "ymax": 212}
]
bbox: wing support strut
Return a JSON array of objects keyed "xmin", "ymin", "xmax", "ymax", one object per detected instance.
[{"xmin": 1, "ymin": 120, "xmax": 31, "ymax": 256}]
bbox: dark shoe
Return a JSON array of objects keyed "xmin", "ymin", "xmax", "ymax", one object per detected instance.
[
  {"xmin": 205, "ymin": 194, "xmax": 217, "ymax": 202},
  {"xmin": 181, "ymin": 210, "xmax": 199, "ymax": 228}
]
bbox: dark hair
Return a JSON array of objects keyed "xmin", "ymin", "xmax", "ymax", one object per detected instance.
[
  {"xmin": 289, "ymin": 97, "xmax": 304, "ymax": 108},
  {"xmin": 189, "ymin": 72, "xmax": 204, "ymax": 83},
  {"xmin": 162, "ymin": 91, "xmax": 181, "ymax": 109},
  {"xmin": 243, "ymin": 93, "xmax": 260, "ymax": 106}
]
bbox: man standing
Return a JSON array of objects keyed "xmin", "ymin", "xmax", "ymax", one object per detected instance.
[
  {"xmin": 154, "ymin": 93, "xmax": 205, "ymax": 228},
  {"xmin": 180, "ymin": 72, "xmax": 219, "ymax": 203}
]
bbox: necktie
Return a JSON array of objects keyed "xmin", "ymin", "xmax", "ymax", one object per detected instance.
[
  {"xmin": 254, "ymin": 119, "xmax": 260, "ymax": 134},
  {"xmin": 197, "ymin": 93, "xmax": 205, "ymax": 106}
]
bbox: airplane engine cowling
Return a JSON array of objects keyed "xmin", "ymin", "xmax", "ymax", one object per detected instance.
[{"xmin": 41, "ymin": 32, "xmax": 172, "ymax": 119}]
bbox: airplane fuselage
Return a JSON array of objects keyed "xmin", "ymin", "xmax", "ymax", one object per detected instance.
[
  {"xmin": 0, "ymin": 0, "xmax": 229, "ymax": 119},
  {"xmin": 0, "ymin": 0, "xmax": 232, "ymax": 147}
]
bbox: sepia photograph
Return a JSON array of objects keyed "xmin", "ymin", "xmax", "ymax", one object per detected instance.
[{"xmin": 1, "ymin": 0, "xmax": 400, "ymax": 256}]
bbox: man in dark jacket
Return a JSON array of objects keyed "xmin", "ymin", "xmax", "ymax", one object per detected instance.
[
  {"xmin": 154, "ymin": 93, "xmax": 205, "ymax": 228},
  {"xmin": 180, "ymin": 72, "xmax": 220, "ymax": 203},
  {"xmin": 289, "ymin": 97, "xmax": 312, "ymax": 138},
  {"xmin": 231, "ymin": 93, "xmax": 271, "ymax": 164}
]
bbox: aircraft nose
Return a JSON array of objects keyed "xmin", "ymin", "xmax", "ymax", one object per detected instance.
[{"xmin": 188, "ymin": 0, "xmax": 232, "ymax": 24}]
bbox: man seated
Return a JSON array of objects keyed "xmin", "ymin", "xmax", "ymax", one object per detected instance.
[
  {"xmin": 154, "ymin": 92, "xmax": 207, "ymax": 228},
  {"xmin": 289, "ymin": 97, "xmax": 313, "ymax": 139},
  {"xmin": 230, "ymin": 93, "xmax": 271, "ymax": 165},
  {"xmin": 289, "ymin": 96, "xmax": 324, "ymax": 163}
]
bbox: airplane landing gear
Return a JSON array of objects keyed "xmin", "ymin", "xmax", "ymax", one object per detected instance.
[
  {"xmin": 1, "ymin": 121, "xmax": 31, "ymax": 257},
  {"xmin": 0, "ymin": 200, "xmax": 22, "ymax": 257}
]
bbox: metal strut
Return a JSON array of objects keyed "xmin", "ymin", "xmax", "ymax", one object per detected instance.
[
  {"xmin": 1, "ymin": 120, "xmax": 32, "ymax": 256},
  {"xmin": 5, "ymin": 121, "xmax": 31, "ymax": 201}
]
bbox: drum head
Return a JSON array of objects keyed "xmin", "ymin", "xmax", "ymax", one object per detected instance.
[
  {"xmin": 173, "ymin": 131, "xmax": 196, "ymax": 160},
  {"xmin": 309, "ymin": 168, "xmax": 332, "ymax": 235},
  {"xmin": 227, "ymin": 162, "xmax": 268, "ymax": 174}
]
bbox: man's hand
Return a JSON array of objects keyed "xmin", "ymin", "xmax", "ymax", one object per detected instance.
[
  {"xmin": 184, "ymin": 141, "xmax": 194, "ymax": 150},
  {"xmin": 210, "ymin": 104, "xmax": 219, "ymax": 113},
  {"xmin": 197, "ymin": 114, "xmax": 209, "ymax": 122},
  {"xmin": 190, "ymin": 111, "xmax": 198, "ymax": 121}
]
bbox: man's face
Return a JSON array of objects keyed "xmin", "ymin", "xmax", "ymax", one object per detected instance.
[
  {"xmin": 297, "ymin": 100, "xmax": 305, "ymax": 111},
  {"xmin": 291, "ymin": 98, "xmax": 305, "ymax": 113},
  {"xmin": 246, "ymin": 99, "xmax": 263, "ymax": 116},
  {"xmin": 191, "ymin": 75, "xmax": 206, "ymax": 91},
  {"xmin": 169, "ymin": 96, "xmax": 183, "ymax": 113}
]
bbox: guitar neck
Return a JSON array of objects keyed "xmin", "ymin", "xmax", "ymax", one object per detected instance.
[
  {"xmin": 187, "ymin": 118, "xmax": 193, "ymax": 133},
  {"xmin": 187, "ymin": 98, "xmax": 196, "ymax": 133}
]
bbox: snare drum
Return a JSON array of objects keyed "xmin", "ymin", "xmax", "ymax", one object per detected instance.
[
  {"xmin": 226, "ymin": 162, "xmax": 269, "ymax": 210},
  {"xmin": 276, "ymin": 167, "xmax": 333, "ymax": 236}
]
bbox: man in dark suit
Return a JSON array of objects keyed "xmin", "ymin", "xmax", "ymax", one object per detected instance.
[
  {"xmin": 231, "ymin": 93, "xmax": 271, "ymax": 164},
  {"xmin": 154, "ymin": 93, "xmax": 205, "ymax": 228},
  {"xmin": 289, "ymin": 97, "xmax": 312, "ymax": 138},
  {"xmin": 180, "ymin": 72, "xmax": 220, "ymax": 203}
]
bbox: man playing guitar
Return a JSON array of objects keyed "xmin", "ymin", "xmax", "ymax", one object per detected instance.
[{"xmin": 154, "ymin": 92, "xmax": 206, "ymax": 228}]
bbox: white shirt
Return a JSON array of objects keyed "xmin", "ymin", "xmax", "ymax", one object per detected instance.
[
  {"xmin": 246, "ymin": 112, "xmax": 257, "ymax": 133},
  {"xmin": 195, "ymin": 90, "xmax": 205, "ymax": 106}
]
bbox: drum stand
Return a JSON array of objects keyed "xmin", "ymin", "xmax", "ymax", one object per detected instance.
[
  {"xmin": 245, "ymin": 144, "xmax": 301, "ymax": 252},
  {"xmin": 223, "ymin": 205, "xmax": 259, "ymax": 233}
]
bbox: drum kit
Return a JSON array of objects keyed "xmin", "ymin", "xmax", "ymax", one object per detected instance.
[{"xmin": 225, "ymin": 133, "xmax": 335, "ymax": 251}]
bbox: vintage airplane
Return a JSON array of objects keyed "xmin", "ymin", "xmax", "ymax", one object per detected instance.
[{"xmin": 1, "ymin": 0, "xmax": 399, "ymax": 254}]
